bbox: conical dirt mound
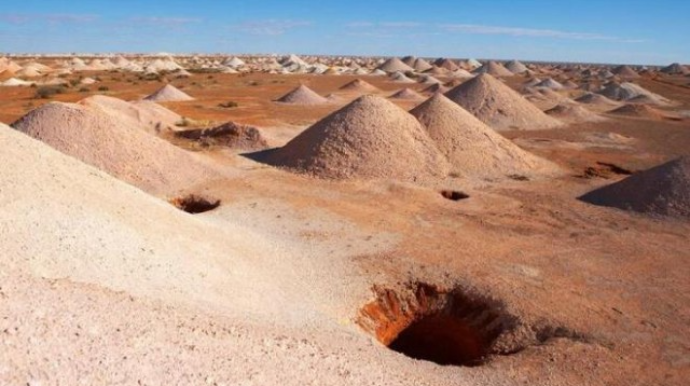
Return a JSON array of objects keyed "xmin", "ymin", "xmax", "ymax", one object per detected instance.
[
  {"xmin": 422, "ymin": 83, "xmax": 450, "ymax": 94},
  {"xmin": 575, "ymin": 93, "xmax": 621, "ymax": 107},
  {"xmin": 660, "ymin": 63, "xmax": 689, "ymax": 75},
  {"xmin": 390, "ymin": 71, "xmax": 415, "ymax": 83},
  {"xmin": 410, "ymin": 94, "xmax": 561, "ymax": 179},
  {"xmin": 599, "ymin": 82, "xmax": 671, "ymax": 105},
  {"xmin": 262, "ymin": 95, "xmax": 449, "ymax": 180},
  {"xmin": 545, "ymin": 103, "xmax": 606, "ymax": 123},
  {"xmin": 389, "ymin": 88, "xmax": 424, "ymax": 100},
  {"xmin": 473, "ymin": 61, "xmax": 514, "ymax": 77},
  {"xmin": 339, "ymin": 79, "xmax": 380, "ymax": 93},
  {"xmin": 11, "ymin": 102, "xmax": 219, "ymax": 195},
  {"xmin": 412, "ymin": 58, "xmax": 433, "ymax": 72},
  {"xmin": 276, "ymin": 84, "xmax": 328, "ymax": 105},
  {"xmin": 435, "ymin": 58, "xmax": 459, "ymax": 71},
  {"xmin": 607, "ymin": 104, "xmax": 672, "ymax": 119},
  {"xmin": 505, "ymin": 60, "xmax": 528, "ymax": 74},
  {"xmin": 445, "ymin": 73, "xmax": 562, "ymax": 130},
  {"xmin": 377, "ymin": 57, "xmax": 414, "ymax": 73},
  {"xmin": 580, "ymin": 156, "xmax": 690, "ymax": 218},
  {"xmin": 144, "ymin": 84, "xmax": 194, "ymax": 102},
  {"xmin": 612, "ymin": 65, "xmax": 640, "ymax": 78},
  {"xmin": 536, "ymin": 78, "xmax": 564, "ymax": 90}
]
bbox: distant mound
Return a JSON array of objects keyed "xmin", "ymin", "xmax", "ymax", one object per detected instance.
[
  {"xmin": 377, "ymin": 57, "xmax": 414, "ymax": 73},
  {"xmin": 505, "ymin": 60, "xmax": 528, "ymax": 74},
  {"xmin": 660, "ymin": 63, "xmax": 689, "ymax": 75},
  {"xmin": 611, "ymin": 65, "xmax": 640, "ymax": 79},
  {"xmin": 434, "ymin": 58, "xmax": 459, "ymax": 71},
  {"xmin": 545, "ymin": 103, "xmax": 606, "ymax": 123},
  {"xmin": 261, "ymin": 95, "xmax": 449, "ymax": 180},
  {"xmin": 276, "ymin": 84, "xmax": 328, "ymax": 105},
  {"xmin": 412, "ymin": 58, "xmax": 433, "ymax": 72},
  {"xmin": 339, "ymin": 79, "xmax": 380, "ymax": 93},
  {"xmin": 389, "ymin": 88, "xmax": 424, "ymax": 100},
  {"xmin": 580, "ymin": 156, "xmax": 690, "ymax": 219},
  {"xmin": 11, "ymin": 102, "xmax": 218, "ymax": 195},
  {"xmin": 472, "ymin": 61, "xmax": 514, "ymax": 77},
  {"xmin": 418, "ymin": 74, "xmax": 442, "ymax": 85},
  {"xmin": 599, "ymin": 82, "xmax": 671, "ymax": 105},
  {"xmin": 422, "ymin": 83, "xmax": 450, "ymax": 94},
  {"xmin": 389, "ymin": 71, "xmax": 415, "ymax": 83},
  {"xmin": 424, "ymin": 66, "xmax": 452, "ymax": 77},
  {"xmin": 410, "ymin": 94, "xmax": 561, "ymax": 179},
  {"xmin": 445, "ymin": 73, "xmax": 562, "ymax": 130},
  {"xmin": 575, "ymin": 92, "xmax": 621, "ymax": 107},
  {"xmin": 144, "ymin": 84, "xmax": 194, "ymax": 102},
  {"xmin": 78, "ymin": 95, "xmax": 181, "ymax": 134},
  {"xmin": 607, "ymin": 104, "xmax": 679, "ymax": 120},
  {"xmin": 535, "ymin": 78, "xmax": 564, "ymax": 90}
]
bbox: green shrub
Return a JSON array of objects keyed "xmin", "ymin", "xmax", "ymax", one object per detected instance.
[
  {"xmin": 98, "ymin": 86, "xmax": 109, "ymax": 92},
  {"xmin": 34, "ymin": 86, "xmax": 66, "ymax": 99}
]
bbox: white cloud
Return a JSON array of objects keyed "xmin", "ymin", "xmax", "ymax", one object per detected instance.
[
  {"xmin": 346, "ymin": 21, "xmax": 423, "ymax": 28},
  {"xmin": 234, "ymin": 20, "xmax": 312, "ymax": 36},
  {"xmin": 129, "ymin": 17, "xmax": 203, "ymax": 26},
  {"xmin": 0, "ymin": 13, "xmax": 99, "ymax": 24},
  {"xmin": 440, "ymin": 24, "xmax": 648, "ymax": 43},
  {"xmin": 378, "ymin": 22, "xmax": 423, "ymax": 28},
  {"xmin": 345, "ymin": 21, "xmax": 374, "ymax": 28}
]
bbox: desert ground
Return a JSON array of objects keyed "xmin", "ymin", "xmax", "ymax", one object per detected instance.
[{"xmin": 0, "ymin": 55, "xmax": 689, "ymax": 385}]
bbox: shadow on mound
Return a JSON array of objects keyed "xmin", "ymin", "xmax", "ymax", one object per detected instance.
[{"xmin": 242, "ymin": 147, "xmax": 281, "ymax": 164}]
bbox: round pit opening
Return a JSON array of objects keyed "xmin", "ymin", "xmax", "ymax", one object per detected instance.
[
  {"xmin": 440, "ymin": 190, "xmax": 470, "ymax": 201},
  {"xmin": 170, "ymin": 194, "xmax": 221, "ymax": 214},
  {"xmin": 389, "ymin": 313, "xmax": 488, "ymax": 366},
  {"xmin": 358, "ymin": 283, "xmax": 514, "ymax": 367}
]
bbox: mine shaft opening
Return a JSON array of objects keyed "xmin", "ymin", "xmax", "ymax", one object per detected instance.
[
  {"xmin": 388, "ymin": 313, "xmax": 489, "ymax": 366},
  {"xmin": 440, "ymin": 190, "xmax": 470, "ymax": 201},
  {"xmin": 170, "ymin": 194, "xmax": 221, "ymax": 214},
  {"xmin": 358, "ymin": 283, "xmax": 512, "ymax": 367}
]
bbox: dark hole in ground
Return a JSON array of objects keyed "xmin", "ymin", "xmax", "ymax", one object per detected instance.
[
  {"xmin": 170, "ymin": 194, "xmax": 221, "ymax": 214},
  {"xmin": 358, "ymin": 283, "xmax": 513, "ymax": 367},
  {"xmin": 580, "ymin": 162, "xmax": 634, "ymax": 179},
  {"xmin": 389, "ymin": 314, "xmax": 488, "ymax": 366},
  {"xmin": 596, "ymin": 162, "xmax": 633, "ymax": 175},
  {"xmin": 440, "ymin": 190, "xmax": 470, "ymax": 201},
  {"xmin": 508, "ymin": 174, "xmax": 530, "ymax": 181}
]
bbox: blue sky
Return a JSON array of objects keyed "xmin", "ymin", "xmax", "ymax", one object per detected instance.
[{"xmin": 0, "ymin": 0, "xmax": 688, "ymax": 65}]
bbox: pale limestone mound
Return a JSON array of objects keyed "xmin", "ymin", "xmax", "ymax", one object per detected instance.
[
  {"xmin": 11, "ymin": 102, "xmax": 219, "ymax": 195},
  {"xmin": 276, "ymin": 84, "xmax": 329, "ymax": 105},
  {"xmin": 505, "ymin": 60, "xmax": 528, "ymax": 74},
  {"xmin": 262, "ymin": 95, "xmax": 449, "ymax": 180},
  {"xmin": 545, "ymin": 103, "xmax": 607, "ymax": 123},
  {"xmin": 377, "ymin": 57, "xmax": 414, "ymax": 73},
  {"xmin": 410, "ymin": 94, "xmax": 562, "ymax": 179},
  {"xmin": 389, "ymin": 88, "xmax": 424, "ymax": 100},
  {"xmin": 473, "ymin": 61, "xmax": 514, "ymax": 77},
  {"xmin": 339, "ymin": 79, "xmax": 380, "ymax": 93},
  {"xmin": 144, "ymin": 84, "xmax": 194, "ymax": 102},
  {"xmin": 581, "ymin": 156, "xmax": 690, "ymax": 219},
  {"xmin": 445, "ymin": 73, "xmax": 562, "ymax": 130}
]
